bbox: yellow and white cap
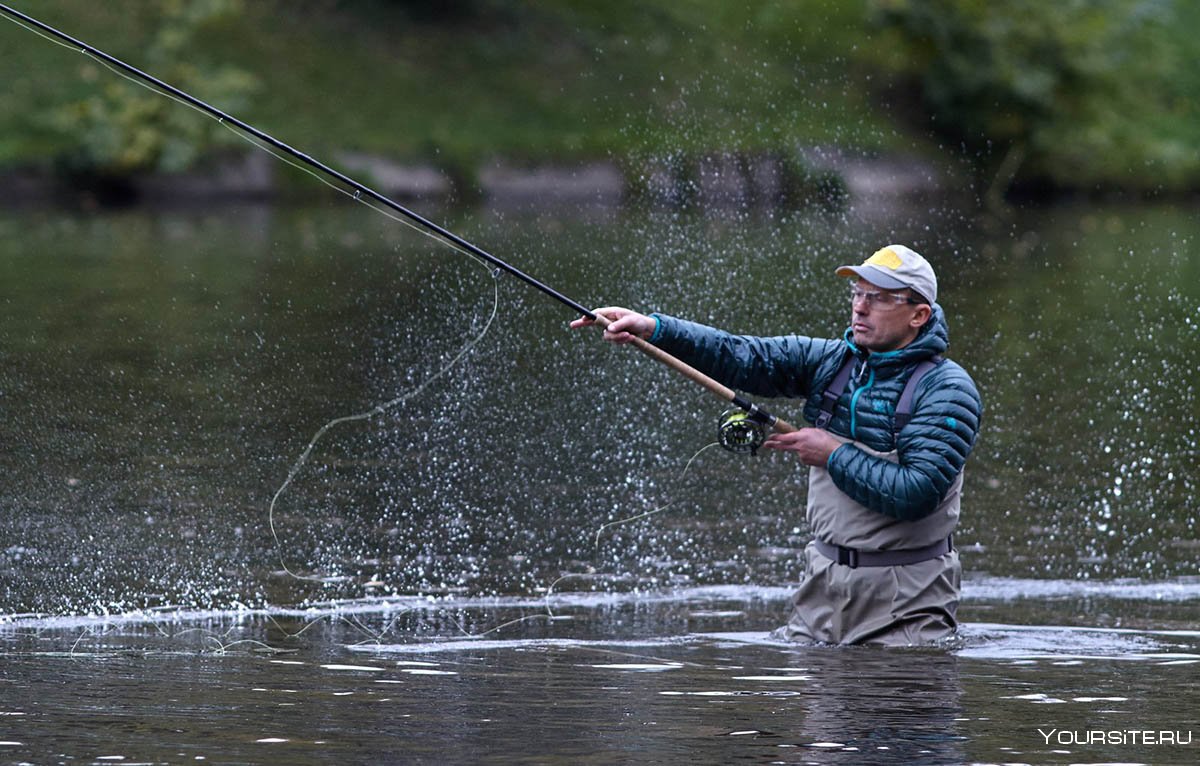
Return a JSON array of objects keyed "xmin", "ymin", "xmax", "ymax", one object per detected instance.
[{"xmin": 836, "ymin": 245, "xmax": 937, "ymax": 304}]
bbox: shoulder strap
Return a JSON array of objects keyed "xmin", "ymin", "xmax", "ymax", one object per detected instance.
[
  {"xmin": 894, "ymin": 355, "xmax": 944, "ymax": 433},
  {"xmin": 815, "ymin": 350, "xmax": 855, "ymax": 430}
]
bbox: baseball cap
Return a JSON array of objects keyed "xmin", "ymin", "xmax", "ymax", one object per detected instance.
[{"xmin": 835, "ymin": 245, "xmax": 937, "ymax": 304}]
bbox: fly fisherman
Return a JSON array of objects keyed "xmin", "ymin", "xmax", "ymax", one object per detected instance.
[{"xmin": 572, "ymin": 246, "xmax": 982, "ymax": 645}]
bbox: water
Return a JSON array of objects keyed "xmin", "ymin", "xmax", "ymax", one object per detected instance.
[
  {"xmin": 1, "ymin": 198, "xmax": 1198, "ymax": 762},
  {"xmin": 2, "ymin": 587, "xmax": 1198, "ymax": 764}
]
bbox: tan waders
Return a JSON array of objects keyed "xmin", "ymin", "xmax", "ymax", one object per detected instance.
[{"xmin": 777, "ymin": 435, "xmax": 962, "ymax": 646}]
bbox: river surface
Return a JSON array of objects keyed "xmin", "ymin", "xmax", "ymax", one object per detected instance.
[{"xmin": 1, "ymin": 196, "xmax": 1198, "ymax": 763}]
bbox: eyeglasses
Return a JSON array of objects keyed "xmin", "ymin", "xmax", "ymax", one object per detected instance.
[{"xmin": 849, "ymin": 284, "xmax": 922, "ymax": 309}]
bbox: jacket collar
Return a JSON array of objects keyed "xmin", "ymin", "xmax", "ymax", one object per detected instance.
[{"xmin": 842, "ymin": 303, "xmax": 950, "ymax": 369}]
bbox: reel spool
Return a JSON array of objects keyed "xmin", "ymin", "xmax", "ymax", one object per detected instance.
[{"xmin": 717, "ymin": 408, "xmax": 766, "ymax": 455}]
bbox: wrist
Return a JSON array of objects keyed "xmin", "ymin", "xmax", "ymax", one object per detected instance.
[
  {"xmin": 647, "ymin": 314, "xmax": 663, "ymax": 342},
  {"xmin": 824, "ymin": 441, "xmax": 844, "ymax": 471}
]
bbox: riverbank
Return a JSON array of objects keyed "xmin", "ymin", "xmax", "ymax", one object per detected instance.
[{"xmin": 0, "ymin": 146, "xmax": 955, "ymax": 211}]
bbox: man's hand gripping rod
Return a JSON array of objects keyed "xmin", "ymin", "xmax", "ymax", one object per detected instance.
[{"xmin": 586, "ymin": 313, "xmax": 797, "ymax": 445}]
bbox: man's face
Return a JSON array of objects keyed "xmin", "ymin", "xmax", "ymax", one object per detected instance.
[{"xmin": 848, "ymin": 278, "xmax": 931, "ymax": 352}]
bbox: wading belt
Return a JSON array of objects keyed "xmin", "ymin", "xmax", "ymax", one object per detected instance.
[
  {"xmin": 815, "ymin": 351, "xmax": 944, "ymax": 435},
  {"xmin": 814, "ymin": 536, "xmax": 953, "ymax": 569}
]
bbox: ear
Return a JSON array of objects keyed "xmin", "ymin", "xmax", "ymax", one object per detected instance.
[{"xmin": 910, "ymin": 304, "xmax": 932, "ymax": 330}]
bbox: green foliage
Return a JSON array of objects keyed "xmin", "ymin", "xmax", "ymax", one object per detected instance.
[
  {"xmin": 47, "ymin": 0, "xmax": 258, "ymax": 179},
  {"xmin": 868, "ymin": 0, "xmax": 1193, "ymax": 191},
  {"xmin": 6, "ymin": 0, "xmax": 1197, "ymax": 194},
  {"xmin": 204, "ymin": 0, "xmax": 894, "ymax": 164},
  {"xmin": 0, "ymin": 0, "xmax": 899, "ymax": 184}
]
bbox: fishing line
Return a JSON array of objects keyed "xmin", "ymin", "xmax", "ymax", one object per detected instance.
[
  {"xmin": 83, "ymin": 43, "xmax": 487, "ymax": 256},
  {"xmin": 0, "ymin": 9, "xmax": 77, "ymax": 54},
  {"xmin": 440, "ymin": 441, "xmax": 728, "ymax": 640},
  {"xmin": 340, "ymin": 612, "xmax": 418, "ymax": 646},
  {"xmin": 68, "ymin": 628, "xmax": 97, "ymax": 656},
  {"xmin": 65, "ymin": 44, "xmax": 734, "ymax": 589},
  {"xmin": 592, "ymin": 441, "xmax": 720, "ymax": 546},
  {"xmin": 264, "ymin": 273, "xmax": 499, "ymax": 583},
  {"xmin": 203, "ymin": 636, "xmax": 286, "ymax": 655},
  {"xmin": 113, "ymin": 58, "xmax": 504, "ymax": 583},
  {"xmin": 1, "ymin": 3, "xmax": 802, "ymax": 443},
  {"xmin": 0, "ymin": 8, "xmax": 505, "ymax": 581},
  {"xmin": 0, "ymin": 5, "xmax": 804, "ymax": 642}
]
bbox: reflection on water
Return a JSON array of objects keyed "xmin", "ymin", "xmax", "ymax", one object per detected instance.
[{"xmin": 2, "ymin": 589, "xmax": 1198, "ymax": 765}]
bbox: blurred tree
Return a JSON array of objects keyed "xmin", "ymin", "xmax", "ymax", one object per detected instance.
[
  {"xmin": 390, "ymin": 0, "xmax": 481, "ymax": 22},
  {"xmin": 869, "ymin": 0, "xmax": 1184, "ymax": 197},
  {"xmin": 48, "ymin": 0, "xmax": 258, "ymax": 187},
  {"xmin": 325, "ymin": 0, "xmax": 484, "ymax": 23}
]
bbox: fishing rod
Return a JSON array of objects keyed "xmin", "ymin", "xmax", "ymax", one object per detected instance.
[{"xmin": 0, "ymin": 2, "xmax": 796, "ymax": 451}]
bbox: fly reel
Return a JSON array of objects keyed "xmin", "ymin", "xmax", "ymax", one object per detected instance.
[{"xmin": 717, "ymin": 408, "xmax": 767, "ymax": 455}]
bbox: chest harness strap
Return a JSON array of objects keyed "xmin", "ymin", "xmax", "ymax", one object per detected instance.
[
  {"xmin": 812, "ymin": 350, "xmax": 951, "ymax": 568},
  {"xmin": 816, "ymin": 351, "xmax": 944, "ymax": 437}
]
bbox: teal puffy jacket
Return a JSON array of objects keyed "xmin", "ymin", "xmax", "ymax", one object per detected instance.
[{"xmin": 650, "ymin": 305, "xmax": 982, "ymax": 521}]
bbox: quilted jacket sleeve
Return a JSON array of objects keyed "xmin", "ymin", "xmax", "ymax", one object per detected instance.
[
  {"xmin": 826, "ymin": 360, "xmax": 982, "ymax": 520},
  {"xmin": 649, "ymin": 314, "xmax": 841, "ymax": 399}
]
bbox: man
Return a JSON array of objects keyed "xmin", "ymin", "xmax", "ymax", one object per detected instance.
[{"xmin": 571, "ymin": 245, "xmax": 982, "ymax": 645}]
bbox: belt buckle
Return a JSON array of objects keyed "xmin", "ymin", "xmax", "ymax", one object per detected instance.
[{"xmin": 838, "ymin": 546, "xmax": 859, "ymax": 569}]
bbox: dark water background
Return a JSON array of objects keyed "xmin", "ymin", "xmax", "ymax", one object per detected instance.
[{"xmin": 1, "ymin": 197, "xmax": 1198, "ymax": 763}]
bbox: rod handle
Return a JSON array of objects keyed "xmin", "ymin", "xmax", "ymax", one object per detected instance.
[{"xmin": 587, "ymin": 312, "xmax": 796, "ymax": 434}]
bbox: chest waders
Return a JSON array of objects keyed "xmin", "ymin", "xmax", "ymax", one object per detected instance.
[{"xmin": 778, "ymin": 352, "xmax": 962, "ymax": 646}]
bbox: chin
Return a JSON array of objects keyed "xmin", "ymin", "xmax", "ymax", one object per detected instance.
[{"xmin": 856, "ymin": 335, "xmax": 895, "ymax": 353}]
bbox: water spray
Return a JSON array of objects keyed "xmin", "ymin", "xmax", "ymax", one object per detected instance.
[{"xmin": 0, "ymin": 2, "xmax": 798, "ymax": 448}]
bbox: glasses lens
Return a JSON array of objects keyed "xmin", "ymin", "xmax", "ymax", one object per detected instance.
[{"xmin": 850, "ymin": 286, "xmax": 909, "ymax": 308}]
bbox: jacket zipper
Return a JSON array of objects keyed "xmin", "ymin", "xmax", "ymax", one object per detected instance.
[{"xmin": 848, "ymin": 367, "xmax": 875, "ymax": 439}]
